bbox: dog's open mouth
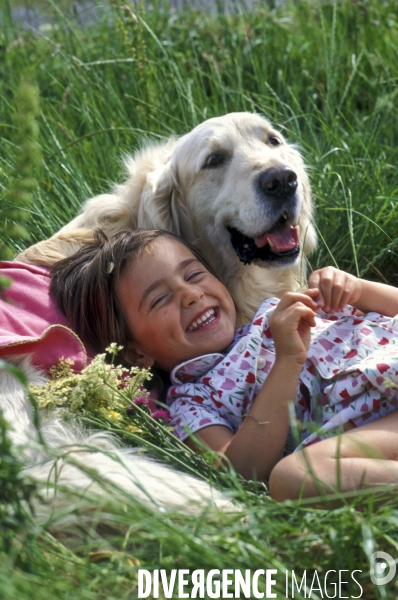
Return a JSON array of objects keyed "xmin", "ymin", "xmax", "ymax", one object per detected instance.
[{"xmin": 227, "ymin": 213, "xmax": 300, "ymax": 266}]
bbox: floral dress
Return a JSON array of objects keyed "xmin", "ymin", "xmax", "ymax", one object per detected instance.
[{"xmin": 166, "ymin": 298, "xmax": 398, "ymax": 450}]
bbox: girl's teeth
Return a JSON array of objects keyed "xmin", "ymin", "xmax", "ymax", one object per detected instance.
[{"xmin": 188, "ymin": 309, "xmax": 215, "ymax": 331}]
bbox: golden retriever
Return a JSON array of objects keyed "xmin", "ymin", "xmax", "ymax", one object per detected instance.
[
  {"xmin": 8, "ymin": 113, "xmax": 316, "ymax": 542},
  {"xmin": 18, "ymin": 112, "xmax": 316, "ymax": 324}
]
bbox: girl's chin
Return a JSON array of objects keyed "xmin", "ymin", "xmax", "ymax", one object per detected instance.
[{"xmin": 189, "ymin": 332, "xmax": 234, "ymax": 354}]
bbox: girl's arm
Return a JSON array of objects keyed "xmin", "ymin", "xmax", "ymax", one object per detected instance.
[
  {"xmin": 186, "ymin": 290, "xmax": 318, "ymax": 481},
  {"xmin": 309, "ymin": 266, "xmax": 398, "ymax": 317}
]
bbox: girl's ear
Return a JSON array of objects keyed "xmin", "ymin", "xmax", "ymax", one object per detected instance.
[{"xmin": 121, "ymin": 342, "xmax": 155, "ymax": 369}]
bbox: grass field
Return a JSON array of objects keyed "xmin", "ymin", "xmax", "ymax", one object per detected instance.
[{"xmin": 1, "ymin": 0, "xmax": 398, "ymax": 598}]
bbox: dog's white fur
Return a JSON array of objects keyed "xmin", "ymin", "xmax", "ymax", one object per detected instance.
[
  {"xmin": 6, "ymin": 113, "xmax": 316, "ymax": 542},
  {"xmin": 1, "ymin": 355, "xmax": 232, "ymax": 546},
  {"xmin": 18, "ymin": 112, "xmax": 316, "ymax": 325}
]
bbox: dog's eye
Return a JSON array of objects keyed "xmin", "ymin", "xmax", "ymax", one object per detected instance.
[
  {"xmin": 203, "ymin": 154, "xmax": 226, "ymax": 169},
  {"xmin": 268, "ymin": 136, "xmax": 282, "ymax": 146}
]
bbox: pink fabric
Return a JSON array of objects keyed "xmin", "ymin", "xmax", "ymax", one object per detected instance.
[{"xmin": 0, "ymin": 261, "xmax": 93, "ymax": 375}]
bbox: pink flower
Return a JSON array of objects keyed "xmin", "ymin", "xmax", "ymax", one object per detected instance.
[
  {"xmin": 319, "ymin": 338, "xmax": 334, "ymax": 351},
  {"xmin": 239, "ymin": 360, "xmax": 251, "ymax": 370},
  {"xmin": 133, "ymin": 396, "xmax": 150, "ymax": 406},
  {"xmin": 151, "ymin": 409, "xmax": 171, "ymax": 422},
  {"xmin": 128, "ymin": 396, "xmax": 151, "ymax": 415},
  {"xmin": 221, "ymin": 378, "xmax": 236, "ymax": 390},
  {"xmin": 360, "ymin": 328, "xmax": 371, "ymax": 336}
]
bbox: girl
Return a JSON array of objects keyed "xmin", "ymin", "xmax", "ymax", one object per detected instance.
[{"xmin": 51, "ymin": 229, "xmax": 398, "ymax": 502}]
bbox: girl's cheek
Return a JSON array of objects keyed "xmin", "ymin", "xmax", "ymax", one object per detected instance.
[{"xmin": 159, "ymin": 305, "xmax": 176, "ymax": 325}]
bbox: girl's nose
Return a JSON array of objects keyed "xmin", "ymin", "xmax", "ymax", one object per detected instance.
[{"xmin": 181, "ymin": 284, "xmax": 203, "ymax": 307}]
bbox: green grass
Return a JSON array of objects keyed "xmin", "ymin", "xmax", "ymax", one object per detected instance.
[{"xmin": 1, "ymin": 0, "xmax": 398, "ymax": 597}]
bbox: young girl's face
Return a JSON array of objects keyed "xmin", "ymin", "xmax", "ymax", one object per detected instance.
[{"xmin": 115, "ymin": 238, "xmax": 237, "ymax": 372}]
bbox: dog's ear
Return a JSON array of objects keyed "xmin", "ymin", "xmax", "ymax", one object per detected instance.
[
  {"xmin": 60, "ymin": 193, "xmax": 138, "ymax": 238},
  {"xmin": 299, "ymin": 172, "xmax": 317, "ymax": 256},
  {"xmin": 16, "ymin": 229, "xmax": 97, "ymax": 267},
  {"xmin": 139, "ymin": 162, "xmax": 194, "ymax": 242}
]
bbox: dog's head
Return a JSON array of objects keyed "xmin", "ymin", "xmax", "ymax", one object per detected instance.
[
  {"xmin": 138, "ymin": 112, "xmax": 316, "ymax": 277},
  {"xmin": 18, "ymin": 113, "xmax": 316, "ymax": 305}
]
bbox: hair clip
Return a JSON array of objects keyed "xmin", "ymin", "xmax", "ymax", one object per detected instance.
[{"xmin": 106, "ymin": 261, "xmax": 115, "ymax": 274}]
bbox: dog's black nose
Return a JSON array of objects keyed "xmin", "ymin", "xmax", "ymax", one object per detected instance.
[{"xmin": 259, "ymin": 167, "xmax": 298, "ymax": 196}]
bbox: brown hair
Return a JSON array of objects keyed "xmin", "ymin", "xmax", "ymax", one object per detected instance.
[{"xmin": 50, "ymin": 228, "xmax": 216, "ymax": 362}]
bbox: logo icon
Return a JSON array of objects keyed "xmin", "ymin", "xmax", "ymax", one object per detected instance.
[{"xmin": 370, "ymin": 551, "xmax": 396, "ymax": 585}]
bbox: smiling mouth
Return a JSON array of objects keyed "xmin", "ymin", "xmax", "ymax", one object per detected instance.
[
  {"xmin": 227, "ymin": 212, "xmax": 300, "ymax": 266},
  {"xmin": 187, "ymin": 308, "xmax": 217, "ymax": 332}
]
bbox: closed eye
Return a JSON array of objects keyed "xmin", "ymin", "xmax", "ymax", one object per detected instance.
[
  {"xmin": 186, "ymin": 270, "xmax": 205, "ymax": 281},
  {"xmin": 150, "ymin": 294, "xmax": 168, "ymax": 310},
  {"xmin": 202, "ymin": 153, "xmax": 227, "ymax": 169}
]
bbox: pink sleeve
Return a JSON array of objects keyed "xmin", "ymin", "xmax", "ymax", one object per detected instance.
[{"xmin": 167, "ymin": 384, "xmax": 235, "ymax": 441}]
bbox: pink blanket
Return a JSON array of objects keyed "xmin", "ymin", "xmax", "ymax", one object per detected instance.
[{"xmin": 0, "ymin": 261, "xmax": 93, "ymax": 375}]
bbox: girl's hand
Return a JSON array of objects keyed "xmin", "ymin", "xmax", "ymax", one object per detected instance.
[
  {"xmin": 269, "ymin": 290, "xmax": 318, "ymax": 366},
  {"xmin": 308, "ymin": 267, "xmax": 363, "ymax": 313}
]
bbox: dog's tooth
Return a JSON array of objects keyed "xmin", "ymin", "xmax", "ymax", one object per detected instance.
[
  {"xmin": 282, "ymin": 212, "xmax": 288, "ymax": 220},
  {"xmin": 268, "ymin": 238, "xmax": 275, "ymax": 250}
]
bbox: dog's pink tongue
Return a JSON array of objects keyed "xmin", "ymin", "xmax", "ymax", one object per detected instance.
[{"xmin": 254, "ymin": 226, "xmax": 299, "ymax": 252}]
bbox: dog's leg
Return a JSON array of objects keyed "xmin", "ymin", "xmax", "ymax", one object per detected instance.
[
  {"xmin": 0, "ymin": 356, "xmax": 47, "ymax": 459},
  {"xmin": 0, "ymin": 357, "xmax": 234, "ymax": 547},
  {"xmin": 28, "ymin": 423, "xmax": 235, "ymax": 548}
]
